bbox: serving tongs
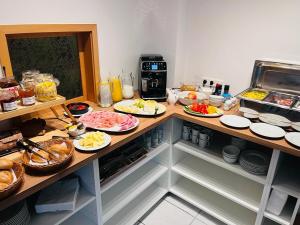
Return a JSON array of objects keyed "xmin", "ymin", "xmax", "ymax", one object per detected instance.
[{"xmin": 17, "ymin": 139, "xmax": 60, "ymax": 162}]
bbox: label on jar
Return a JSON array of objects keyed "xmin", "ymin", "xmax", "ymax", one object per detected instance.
[
  {"xmin": 3, "ymin": 101, "xmax": 17, "ymax": 111},
  {"xmin": 22, "ymin": 96, "xmax": 36, "ymax": 105}
]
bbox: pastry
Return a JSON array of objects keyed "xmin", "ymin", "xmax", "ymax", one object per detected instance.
[
  {"xmin": 0, "ymin": 170, "xmax": 13, "ymax": 184},
  {"xmin": 0, "ymin": 158, "xmax": 13, "ymax": 170},
  {"xmin": 0, "ymin": 182, "xmax": 9, "ymax": 191},
  {"xmin": 31, "ymin": 150, "xmax": 50, "ymax": 163},
  {"xmin": 48, "ymin": 142, "xmax": 70, "ymax": 155}
]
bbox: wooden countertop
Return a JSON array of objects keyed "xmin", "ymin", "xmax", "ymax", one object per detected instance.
[{"xmin": 0, "ymin": 101, "xmax": 299, "ymax": 210}]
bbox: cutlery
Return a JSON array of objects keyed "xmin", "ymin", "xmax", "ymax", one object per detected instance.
[{"xmin": 17, "ymin": 141, "xmax": 50, "ymax": 163}]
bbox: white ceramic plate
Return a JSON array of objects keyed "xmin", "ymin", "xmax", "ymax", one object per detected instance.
[
  {"xmin": 285, "ymin": 132, "xmax": 300, "ymax": 148},
  {"xmin": 183, "ymin": 106, "xmax": 224, "ymax": 117},
  {"xmin": 73, "ymin": 132, "xmax": 111, "ymax": 152},
  {"xmin": 64, "ymin": 107, "xmax": 93, "ymax": 118},
  {"xmin": 259, "ymin": 113, "xmax": 291, "ymax": 128},
  {"xmin": 239, "ymin": 107, "xmax": 259, "ymax": 119},
  {"xmin": 291, "ymin": 122, "xmax": 300, "ymax": 132},
  {"xmin": 79, "ymin": 111, "xmax": 139, "ymax": 132},
  {"xmin": 114, "ymin": 100, "xmax": 166, "ymax": 116},
  {"xmin": 220, "ymin": 115, "xmax": 251, "ymax": 128},
  {"xmin": 250, "ymin": 123, "xmax": 286, "ymax": 139}
]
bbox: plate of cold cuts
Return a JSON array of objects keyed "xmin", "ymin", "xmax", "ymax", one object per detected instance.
[{"xmin": 79, "ymin": 111, "xmax": 139, "ymax": 132}]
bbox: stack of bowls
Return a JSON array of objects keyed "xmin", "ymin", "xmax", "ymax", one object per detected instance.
[
  {"xmin": 239, "ymin": 150, "xmax": 270, "ymax": 175},
  {"xmin": 222, "ymin": 145, "xmax": 240, "ymax": 164}
]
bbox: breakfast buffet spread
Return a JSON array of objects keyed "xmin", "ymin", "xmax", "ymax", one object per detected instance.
[{"xmin": 0, "ymin": 59, "xmax": 299, "ymax": 224}]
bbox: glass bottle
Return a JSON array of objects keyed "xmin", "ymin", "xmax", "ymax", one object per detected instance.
[
  {"xmin": 99, "ymin": 80, "xmax": 112, "ymax": 107},
  {"xmin": 122, "ymin": 72, "xmax": 134, "ymax": 99},
  {"xmin": 110, "ymin": 76, "xmax": 123, "ymax": 102}
]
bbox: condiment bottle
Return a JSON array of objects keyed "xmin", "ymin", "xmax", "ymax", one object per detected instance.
[
  {"xmin": 18, "ymin": 82, "xmax": 36, "ymax": 106},
  {"xmin": 99, "ymin": 80, "xmax": 112, "ymax": 107},
  {"xmin": 122, "ymin": 72, "xmax": 134, "ymax": 99},
  {"xmin": 0, "ymin": 90, "xmax": 18, "ymax": 111},
  {"xmin": 110, "ymin": 76, "xmax": 123, "ymax": 102}
]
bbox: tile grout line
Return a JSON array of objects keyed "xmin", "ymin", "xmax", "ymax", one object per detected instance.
[{"xmin": 164, "ymin": 198, "xmax": 201, "ymax": 218}]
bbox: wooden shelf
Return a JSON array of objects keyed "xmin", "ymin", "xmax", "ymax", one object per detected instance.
[
  {"xmin": 30, "ymin": 187, "xmax": 96, "ymax": 225},
  {"xmin": 102, "ymin": 160, "xmax": 168, "ymax": 223},
  {"xmin": 104, "ymin": 184, "xmax": 167, "ymax": 225},
  {"xmin": 174, "ymin": 140, "xmax": 267, "ymax": 184},
  {"xmin": 100, "ymin": 142, "xmax": 169, "ymax": 194},
  {"xmin": 170, "ymin": 177, "xmax": 257, "ymax": 225},
  {"xmin": 0, "ymin": 96, "xmax": 65, "ymax": 121},
  {"xmin": 172, "ymin": 155, "xmax": 264, "ymax": 212}
]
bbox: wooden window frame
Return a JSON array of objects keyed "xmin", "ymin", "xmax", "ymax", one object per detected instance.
[{"xmin": 0, "ymin": 24, "xmax": 100, "ymax": 103}]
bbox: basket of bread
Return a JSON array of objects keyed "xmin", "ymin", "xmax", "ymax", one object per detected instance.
[
  {"xmin": 0, "ymin": 158, "xmax": 24, "ymax": 200},
  {"xmin": 22, "ymin": 138, "xmax": 74, "ymax": 173}
]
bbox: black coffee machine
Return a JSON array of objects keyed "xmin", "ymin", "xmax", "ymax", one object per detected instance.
[{"xmin": 139, "ymin": 54, "xmax": 167, "ymax": 100}]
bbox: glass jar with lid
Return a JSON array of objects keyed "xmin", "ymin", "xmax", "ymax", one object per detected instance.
[
  {"xmin": 35, "ymin": 73, "xmax": 59, "ymax": 102},
  {"xmin": 22, "ymin": 70, "xmax": 40, "ymax": 87},
  {"xmin": 0, "ymin": 89, "xmax": 18, "ymax": 111}
]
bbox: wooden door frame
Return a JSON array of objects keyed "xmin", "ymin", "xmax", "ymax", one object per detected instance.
[{"xmin": 0, "ymin": 24, "xmax": 100, "ymax": 103}]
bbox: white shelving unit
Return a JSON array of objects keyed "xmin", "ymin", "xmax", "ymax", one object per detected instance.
[
  {"xmin": 170, "ymin": 176, "xmax": 257, "ymax": 225},
  {"xmin": 101, "ymin": 160, "xmax": 168, "ymax": 223},
  {"xmin": 61, "ymin": 200, "xmax": 98, "ymax": 225},
  {"xmin": 172, "ymin": 154, "xmax": 264, "ymax": 212},
  {"xmin": 101, "ymin": 142, "xmax": 170, "ymax": 194},
  {"xmin": 264, "ymin": 198, "xmax": 297, "ymax": 225},
  {"xmin": 104, "ymin": 184, "xmax": 167, "ymax": 225},
  {"xmin": 174, "ymin": 140, "xmax": 267, "ymax": 184},
  {"xmin": 30, "ymin": 187, "xmax": 96, "ymax": 225}
]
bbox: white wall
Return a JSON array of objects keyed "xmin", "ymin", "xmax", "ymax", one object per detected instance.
[
  {"xmin": 176, "ymin": 0, "xmax": 300, "ymax": 94},
  {"xmin": 0, "ymin": 0, "xmax": 181, "ymax": 88}
]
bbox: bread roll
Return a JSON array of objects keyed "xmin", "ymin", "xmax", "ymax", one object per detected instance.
[
  {"xmin": 0, "ymin": 182, "xmax": 9, "ymax": 191},
  {"xmin": 48, "ymin": 143, "xmax": 69, "ymax": 154},
  {"xmin": 31, "ymin": 150, "xmax": 50, "ymax": 163},
  {"xmin": 0, "ymin": 158, "xmax": 13, "ymax": 170},
  {"xmin": 0, "ymin": 170, "xmax": 13, "ymax": 184}
]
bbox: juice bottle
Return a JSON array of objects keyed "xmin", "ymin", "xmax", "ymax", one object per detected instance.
[{"xmin": 110, "ymin": 76, "xmax": 123, "ymax": 102}]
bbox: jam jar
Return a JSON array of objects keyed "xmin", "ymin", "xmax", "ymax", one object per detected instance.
[
  {"xmin": 18, "ymin": 83, "xmax": 36, "ymax": 106},
  {"xmin": 0, "ymin": 90, "xmax": 18, "ymax": 112},
  {"xmin": 0, "ymin": 77, "xmax": 20, "ymax": 97}
]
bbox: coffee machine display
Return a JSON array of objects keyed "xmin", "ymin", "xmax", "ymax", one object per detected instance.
[{"xmin": 139, "ymin": 54, "xmax": 167, "ymax": 100}]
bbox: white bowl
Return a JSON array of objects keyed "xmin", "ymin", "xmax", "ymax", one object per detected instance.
[
  {"xmin": 67, "ymin": 124, "xmax": 86, "ymax": 137},
  {"xmin": 209, "ymin": 95, "xmax": 224, "ymax": 107},
  {"xmin": 223, "ymin": 155, "xmax": 238, "ymax": 164},
  {"xmin": 178, "ymin": 91, "xmax": 206, "ymax": 105},
  {"xmin": 222, "ymin": 145, "xmax": 240, "ymax": 157}
]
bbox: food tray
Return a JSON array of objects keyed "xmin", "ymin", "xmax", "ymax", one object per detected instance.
[{"xmin": 264, "ymin": 92, "xmax": 297, "ymax": 108}]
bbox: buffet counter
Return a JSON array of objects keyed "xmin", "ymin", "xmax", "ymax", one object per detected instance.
[{"xmin": 0, "ymin": 101, "xmax": 299, "ymax": 211}]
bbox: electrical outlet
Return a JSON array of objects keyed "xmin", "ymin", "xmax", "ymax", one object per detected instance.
[{"xmin": 200, "ymin": 76, "xmax": 224, "ymax": 88}]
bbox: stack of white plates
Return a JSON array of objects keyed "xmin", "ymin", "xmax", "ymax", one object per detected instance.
[
  {"xmin": 0, "ymin": 201, "xmax": 30, "ymax": 225},
  {"xmin": 239, "ymin": 150, "xmax": 270, "ymax": 175}
]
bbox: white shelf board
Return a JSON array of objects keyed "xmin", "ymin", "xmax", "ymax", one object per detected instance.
[
  {"xmin": 170, "ymin": 177, "xmax": 257, "ymax": 225},
  {"xmin": 102, "ymin": 160, "xmax": 168, "ymax": 223},
  {"xmin": 100, "ymin": 142, "xmax": 169, "ymax": 193},
  {"xmin": 172, "ymin": 155, "xmax": 263, "ymax": 212},
  {"xmin": 61, "ymin": 210, "xmax": 97, "ymax": 225},
  {"xmin": 104, "ymin": 184, "xmax": 167, "ymax": 225},
  {"xmin": 264, "ymin": 198, "xmax": 296, "ymax": 225},
  {"xmin": 174, "ymin": 140, "xmax": 266, "ymax": 184},
  {"xmin": 272, "ymin": 165, "xmax": 300, "ymax": 199},
  {"xmin": 30, "ymin": 187, "xmax": 96, "ymax": 225}
]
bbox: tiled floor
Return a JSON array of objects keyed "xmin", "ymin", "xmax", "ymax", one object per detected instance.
[{"xmin": 136, "ymin": 194, "xmax": 225, "ymax": 225}]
